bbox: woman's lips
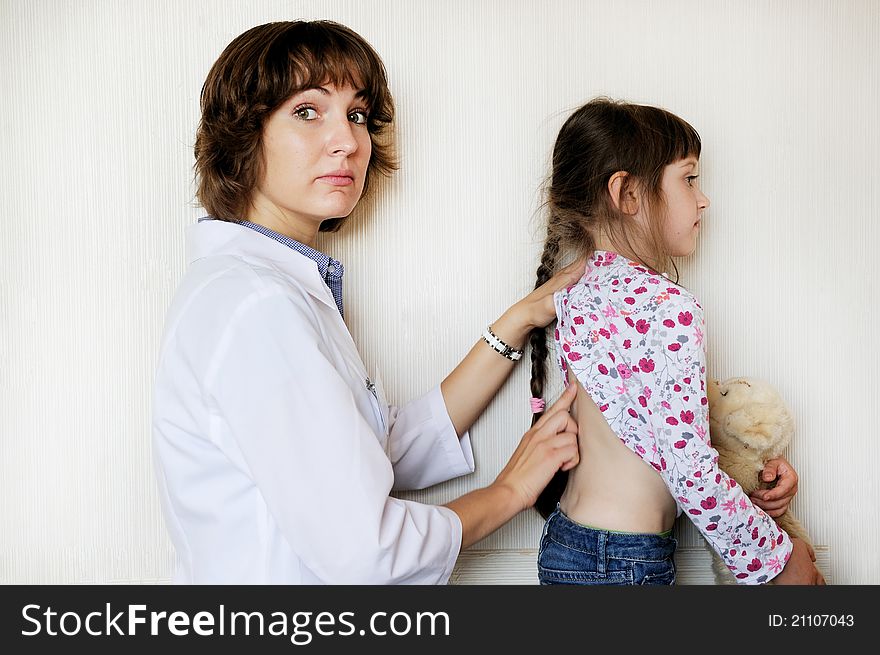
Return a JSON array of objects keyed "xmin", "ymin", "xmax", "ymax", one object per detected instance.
[{"xmin": 317, "ymin": 171, "xmax": 354, "ymax": 186}]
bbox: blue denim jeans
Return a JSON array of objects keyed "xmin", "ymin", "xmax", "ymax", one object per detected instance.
[{"xmin": 538, "ymin": 506, "xmax": 677, "ymax": 585}]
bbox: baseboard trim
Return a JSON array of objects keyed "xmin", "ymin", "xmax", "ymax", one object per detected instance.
[{"xmin": 0, "ymin": 546, "xmax": 831, "ymax": 584}]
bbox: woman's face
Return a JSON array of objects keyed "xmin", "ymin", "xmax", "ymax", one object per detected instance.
[
  {"xmin": 658, "ymin": 157, "xmax": 710, "ymax": 257},
  {"xmin": 250, "ymin": 83, "xmax": 372, "ymax": 242}
]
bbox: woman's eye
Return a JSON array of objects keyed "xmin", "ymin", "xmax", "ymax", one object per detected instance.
[
  {"xmin": 686, "ymin": 175, "xmax": 699, "ymax": 187},
  {"xmin": 349, "ymin": 110, "xmax": 368, "ymax": 125},
  {"xmin": 294, "ymin": 106, "xmax": 318, "ymax": 120}
]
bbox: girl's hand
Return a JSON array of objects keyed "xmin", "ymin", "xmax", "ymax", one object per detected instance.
[
  {"xmin": 772, "ymin": 538, "xmax": 825, "ymax": 585},
  {"xmin": 509, "ymin": 258, "xmax": 586, "ymax": 332},
  {"xmin": 749, "ymin": 457, "xmax": 798, "ymax": 518}
]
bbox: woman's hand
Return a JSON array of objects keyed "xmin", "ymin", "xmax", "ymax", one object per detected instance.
[
  {"xmin": 493, "ymin": 383, "xmax": 579, "ymax": 511},
  {"xmin": 443, "ymin": 384, "xmax": 578, "ymax": 548},
  {"xmin": 749, "ymin": 457, "xmax": 798, "ymax": 518},
  {"xmin": 519, "ymin": 257, "xmax": 586, "ymax": 330},
  {"xmin": 507, "ymin": 258, "xmax": 587, "ymax": 332}
]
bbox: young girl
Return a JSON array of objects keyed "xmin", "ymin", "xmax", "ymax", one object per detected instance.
[{"xmin": 529, "ymin": 98, "xmax": 823, "ymax": 585}]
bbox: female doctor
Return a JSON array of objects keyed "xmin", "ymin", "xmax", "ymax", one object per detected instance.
[{"xmin": 151, "ymin": 20, "xmax": 583, "ymax": 584}]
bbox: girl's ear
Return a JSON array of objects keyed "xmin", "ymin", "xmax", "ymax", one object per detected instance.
[{"xmin": 607, "ymin": 171, "xmax": 640, "ymax": 215}]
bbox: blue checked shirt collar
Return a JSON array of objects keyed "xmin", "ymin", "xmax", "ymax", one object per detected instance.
[
  {"xmin": 239, "ymin": 220, "xmax": 345, "ymax": 318},
  {"xmin": 198, "ymin": 218, "xmax": 345, "ymax": 318}
]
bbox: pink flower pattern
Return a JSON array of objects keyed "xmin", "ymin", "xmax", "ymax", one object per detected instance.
[{"xmin": 554, "ymin": 251, "xmax": 792, "ymax": 584}]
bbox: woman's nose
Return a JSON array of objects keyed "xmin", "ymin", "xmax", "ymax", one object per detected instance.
[{"xmin": 327, "ymin": 118, "xmax": 357, "ymax": 156}]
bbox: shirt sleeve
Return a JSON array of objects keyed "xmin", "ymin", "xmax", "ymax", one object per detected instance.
[
  {"xmin": 204, "ymin": 291, "xmax": 462, "ymax": 584},
  {"xmin": 386, "ymin": 386, "xmax": 475, "ymax": 491},
  {"xmin": 558, "ymin": 278, "xmax": 793, "ymax": 584},
  {"xmin": 639, "ymin": 295, "xmax": 792, "ymax": 583}
]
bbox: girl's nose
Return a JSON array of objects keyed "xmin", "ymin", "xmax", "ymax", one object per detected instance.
[{"xmin": 698, "ymin": 188, "xmax": 710, "ymax": 210}]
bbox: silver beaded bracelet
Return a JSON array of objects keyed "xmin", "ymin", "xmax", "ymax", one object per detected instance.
[{"xmin": 481, "ymin": 325, "xmax": 524, "ymax": 361}]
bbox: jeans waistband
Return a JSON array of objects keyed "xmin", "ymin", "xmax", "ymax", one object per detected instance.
[{"xmin": 545, "ymin": 507, "xmax": 676, "ymax": 562}]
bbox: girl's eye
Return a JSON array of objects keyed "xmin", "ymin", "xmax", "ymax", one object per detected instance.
[
  {"xmin": 348, "ymin": 110, "xmax": 368, "ymax": 125},
  {"xmin": 686, "ymin": 175, "xmax": 699, "ymax": 187},
  {"xmin": 293, "ymin": 106, "xmax": 318, "ymax": 120}
]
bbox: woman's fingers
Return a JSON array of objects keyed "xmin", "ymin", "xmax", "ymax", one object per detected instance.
[
  {"xmin": 531, "ymin": 386, "xmax": 578, "ymax": 470},
  {"xmin": 559, "ymin": 435, "xmax": 580, "ymax": 471},
  {"xmin": 524, "ymin": 258, "xmax": 587, "ymax": 329},
  {"xmin": 534, "ymin": 257, "xmax": 586, "ymax": 295},
  {"xmin": 533, "ymin": 383, "xmax": 577, "ymax": 427},
  {"xmin": 555, "ymin": 257, "xmax": 587, "ymax": 288}
]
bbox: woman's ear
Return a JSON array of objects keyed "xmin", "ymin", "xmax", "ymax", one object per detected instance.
[{"xmin": 607, "ymin": 171, "xmax": 640, "ymax": 215}]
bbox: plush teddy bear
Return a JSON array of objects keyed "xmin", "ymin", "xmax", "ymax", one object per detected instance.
[{"xmin": 705, "ymin": 376, "xmax": 812, "ymax": 584}]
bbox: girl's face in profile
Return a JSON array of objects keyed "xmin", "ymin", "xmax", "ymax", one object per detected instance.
[
  {"xmin": 658, "ymin": 157, "xmax": 711, "ymax": 257},
  {"xmin": 252, "ymin": 83, "xmax": 372, "ymax": 239}
]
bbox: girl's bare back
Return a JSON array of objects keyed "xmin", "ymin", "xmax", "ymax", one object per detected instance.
[{"xmin": 560, "ymin": 373, "xmax": 677, "ymax": 534}]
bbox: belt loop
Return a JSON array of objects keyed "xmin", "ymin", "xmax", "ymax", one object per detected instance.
[{"xmin": 597, "ymin": 531, "xmax": 606, "ymax": 574}]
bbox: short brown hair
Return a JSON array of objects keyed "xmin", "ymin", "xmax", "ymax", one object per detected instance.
[{"xmin": 194, "ymin": 21, "xmax": 397, "ymax": 231}]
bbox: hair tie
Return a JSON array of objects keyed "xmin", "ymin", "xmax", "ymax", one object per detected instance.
[{"xmin": 530, "ymin": 397, "xmax": 545, "ymax": 413}]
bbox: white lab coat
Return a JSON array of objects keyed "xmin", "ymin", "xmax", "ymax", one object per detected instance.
[{"xmin": 152, "ymin": 220, "xmax": 475, "ymax": 584}]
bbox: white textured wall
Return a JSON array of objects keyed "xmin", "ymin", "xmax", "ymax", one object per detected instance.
[{"xmin": 1, "ymin": 0, "xmax": 877, "ymax": 584}]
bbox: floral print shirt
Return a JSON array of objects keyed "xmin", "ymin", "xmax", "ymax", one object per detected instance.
[{"xmin": 553, "ymin": 250, "xmax": 793, "ymax": 584}]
